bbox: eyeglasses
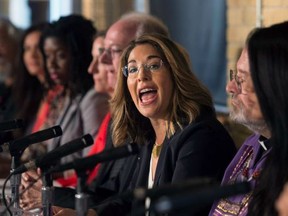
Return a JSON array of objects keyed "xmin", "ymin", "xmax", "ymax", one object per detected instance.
[
  {"xmin": 99, "ymin": 47, "xmax": 123, "ymax": 59},
  {"xmin": 122, "ymin": 58, "xmax": 164, "ymax": 78},
  {"xmin": 229, "ymin": 69, "xmax": 242, "ymax": 92}
]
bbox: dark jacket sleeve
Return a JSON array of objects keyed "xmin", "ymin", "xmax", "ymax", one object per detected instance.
[
  {"xmin": 90, "ymin": 153, "xmax": 139, "ymax": 216},
  {"xmin": 87, "ymin": 109, "xmax": 236, "ymax": 216},
  {"xmin": 148, "ymin": 112, "xmax": 236, "ymax": 215}
]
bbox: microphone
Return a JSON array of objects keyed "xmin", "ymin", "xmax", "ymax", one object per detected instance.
[
  {"xmin": 0, "ymin": 119, "xmax": 24, "ymax": 132},
  {"xmin": 0, "ymin": 125, "xmax": 62, "ymax": 155},
  {"xmin": 12, "ymin": 134, "xmax": 94, "ymax": 175},
  {"xmin": 150, "ymin": 181, "xmax": 251, "ymax": 214},
  {"xmin": 47, "ymin": 142, "xmax": 139, "ymax": 174}
]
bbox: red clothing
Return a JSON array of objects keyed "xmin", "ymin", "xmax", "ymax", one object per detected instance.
[
  {"xmin": 86, "ymin": 113, "xmax": 111, "ymax": 184},
  {"xmin": 21, "ymin": 85, "xmax": 65, "ymax": 162},
  {"xmin": 32, "ymin": 85, "xmax": 64, "ymax": 132},
  {"xmin": 57, "ymin": 113, "xmax": 111, "ymax": 187}
]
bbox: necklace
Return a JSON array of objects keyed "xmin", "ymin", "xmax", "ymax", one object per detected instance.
[{"xmin": 152, "ymin": 142, "xmax": 163, "ymax": 158}]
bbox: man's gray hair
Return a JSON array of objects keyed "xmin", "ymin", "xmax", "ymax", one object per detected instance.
[{"xmin": 120, "ymin": 12, "xmax": 169, "ymax": 38}]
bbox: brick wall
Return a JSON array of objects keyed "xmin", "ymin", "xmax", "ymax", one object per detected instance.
[
  {"xmin": 82, "ymin": 0, "xmax": 134, "ymax": 31},
  {"xmin": 227, "ymin": 0, "xmax": 288, "ymax": 70},
  {"xmin": 82, "ymin": 0, "xmax": 107, "ymax": 30}
]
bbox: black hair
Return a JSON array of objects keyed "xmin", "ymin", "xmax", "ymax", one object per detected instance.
[
  {"xmin": 248, "ymin": 21, "xmax": 288, "ymax": 216},
  {"xmin": 40, "ymin": 14, "xmax": 96, "ymax": 97},
  {"xmin": 13, "ymin": 22, "xmax": 50, "ymax": 130}
]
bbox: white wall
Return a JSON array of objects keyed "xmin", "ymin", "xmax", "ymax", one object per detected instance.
[
  {"xmin": 49, "ymin": 0, "xmax": 73, "ymax": 22},
  {"xmin": 9, "ymin": 0, "xmax": 30, "ymax": 29}
]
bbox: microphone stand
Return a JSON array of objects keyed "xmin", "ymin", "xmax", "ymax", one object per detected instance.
[
  {"xmin": 75, "ymin": 170, "xmax": 89, "ymax": 216},
  {"xmin": 42, "ymin": 172, "xmax": 54, "ymax": 216},
  {"xmin": 10, "ymin": 154, "xmax": 22, "ymax": 215}
]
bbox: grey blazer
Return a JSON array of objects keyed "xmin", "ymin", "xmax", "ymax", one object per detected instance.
[{"xmin": 47, "ymin": 88, "xmax": 109, "ymax": 164}]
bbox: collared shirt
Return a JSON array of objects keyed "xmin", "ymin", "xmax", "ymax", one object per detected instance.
[{"xmin": 209, "ymin": 133, "xmax": 271, "ymax": 216}]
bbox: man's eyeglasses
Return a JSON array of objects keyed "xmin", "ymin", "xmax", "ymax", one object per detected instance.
[
  {"xmin": 229, "ymin": 69, "xmax": 242, "ymax": 92},
  {"xmin": 99, "ymin": 47, "xmax": 123, "ymax": 59},
  {"xmin": 122, "ymin": 58, "xmax": 164, "ymax": 78}
]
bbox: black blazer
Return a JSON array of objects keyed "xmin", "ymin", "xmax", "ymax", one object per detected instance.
[
  {"xmin": 133, "ymin": 108, "xmax": 235, "ymax": 188},
  {"xmin": 95, "ymin": 108, "xmax": 236, "ymax": 216},
  {"xmin": 131, "ymin": 108, "xmax": 236, "ymax": 215}
]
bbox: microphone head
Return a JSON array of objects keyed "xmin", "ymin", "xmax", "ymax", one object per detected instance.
[
  {"xmin": 51, "ymin": 125, "xmax": 63, "ymax": 137},
  {"xmin": 8, "ymin": 125, "xmax": 63, "ymax": 156},
  {"xmin": 13, "ymin": 134, "xmax": 94, "ymax": 174},
  {"xmin": 81, "ymin": 134, "xmax": 94, "ymax": 147}
]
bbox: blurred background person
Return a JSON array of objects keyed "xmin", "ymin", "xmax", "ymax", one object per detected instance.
[
  {"xmin": 56, "ymin": 30, "xmax": 111, "ymax": 187},
  {"xmin": 88, "ymin": 30, "xmax": 109, "ymax": 94},
  {"xmin": 13, "ymin": 22, "xmax": 50, "ymax": 138},
  {"xmin": 0, "ymin": 16, "xmax": 21, "ymax": 127},
  {"xmin": 21, "ymin": 14, "xmax": 105, "ymax": 165},
  {"xmin": 80, "ymin": 30, "xmax": 110, "ymax": 158},
  {"xmin": 20, "ymin": 17, "xmax": 111, "ymax": 209},
  {"xmin": 0, "ymin": 16, "xmax": 21, "ymax": 89},
  {"xmin": 0, "ymin": 22, "xmax": 50, "ymax": 178},
  {"xmin": 0, "ymin": 16, "xmax": 21, "ymax": 178},
  {"xmin": 20, "ymin": 15, "xmax": 110, "ymax": 201}
]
